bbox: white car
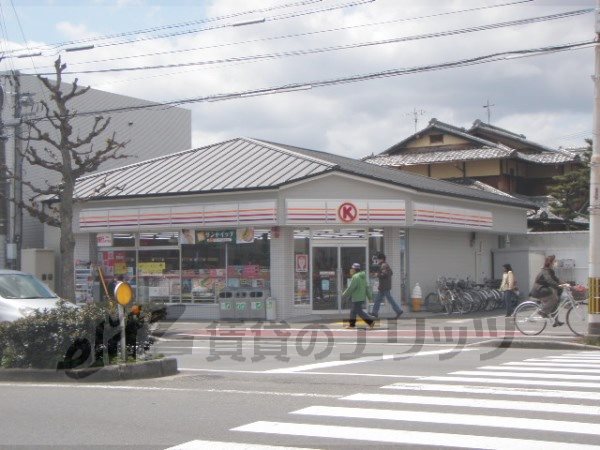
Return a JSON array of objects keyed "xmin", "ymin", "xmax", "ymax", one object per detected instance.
[{"xmin": 0, "ymin": 270, "xmax": 66, "ymax": 323}]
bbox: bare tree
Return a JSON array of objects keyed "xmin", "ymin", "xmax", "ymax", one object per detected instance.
[{"xmin": 9, "ymin": 57, "xmax": 127, "ymax": 300}]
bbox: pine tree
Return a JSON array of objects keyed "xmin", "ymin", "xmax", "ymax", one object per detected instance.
[{"xmin": 548, "ymin": 139, "xmax": 591, "ymax": 228}]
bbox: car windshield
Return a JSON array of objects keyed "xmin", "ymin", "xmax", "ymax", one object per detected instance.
[{"xmin": 0, "ymin": 274, "xmax": 58, "ymax": 299}]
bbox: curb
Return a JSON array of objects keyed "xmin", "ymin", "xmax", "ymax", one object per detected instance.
[
  {"xmin": 0, "ymin": 357, "xmax": 178, "ymax": 383},
  {"xmin": 468, "ymin": 338, "xmax": 600, "ymax": 350}
]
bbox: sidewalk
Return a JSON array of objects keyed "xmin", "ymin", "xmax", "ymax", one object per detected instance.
[{"xmin": 151, "ymin": 310, "xmax": 596, "ymax": 350}]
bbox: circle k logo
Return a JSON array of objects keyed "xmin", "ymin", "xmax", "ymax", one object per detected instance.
[{"xmin": 338, "ymin": 202, "xmax": 358, "ymax": 223}]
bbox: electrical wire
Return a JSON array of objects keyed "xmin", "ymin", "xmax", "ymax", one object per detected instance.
[
  {"xmin": 1, "ymin": 0, "xmax": 376, "ymax": 57},
  {"xmin": 0, "ymin": 0, "xmax": 325, "ymax": 56},
  {"xmin": 34, "ymin": 8, "xmax": 591, "ymax": 76},
  {"xmin": 15, "ymin": 0, "xmax": 535, "ymax": 68},
  {"xmin": 21, "ymin": 40, "xmax": 595, "ymax": 122}
]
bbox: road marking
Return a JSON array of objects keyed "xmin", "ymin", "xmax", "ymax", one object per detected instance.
[
  {"xmin": 291, "ymin": 406, "xmax": 600, "ymax": 435},
  {"xmin": 341, "ymin": 393, "xmax": 600, "ymax": 415},
  {"xmin": 380, "ymin": 382, "xmax": 600, "ymax": 401},
  {"xmin": 531, "ymin": 358, "xmax": 600, "ymax": 363},
  {"xmin": 164, "ymin": 439, "xmax": 317, "ymax": 449},
  {"xmin": 479, "ymin": 365, "xmax": 600, "ymax": 374},
  {"xmin": 0, "ymin": 383, "xmax": 338, "ymax": 398},
  {"xmin": 502, "ymin": 361, "xmax": 600, "ymax": 369},
  {"xmin": 424, "ymin": 376, "xmax": 600, "ymax": 389},
  {"xmin": 232, "ymin": 421, "xmax": 597, "ymax": 449},
  {"xmin": 178, "ymin": 368, "xmax": 420, "ymax": 379},
  {"xmin": 264, "ymin": 348, "xmax": 476, "ymax": 373},
  {"xmin": 451, "ymin": 370, "xmax": 600, "ymax": 381}
]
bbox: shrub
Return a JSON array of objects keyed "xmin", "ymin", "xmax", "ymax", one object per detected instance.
[{"xmin": 0, "ymin": 301, "xmax": 155, "ymax": 370}]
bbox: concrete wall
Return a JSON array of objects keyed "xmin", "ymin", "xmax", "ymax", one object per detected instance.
[
  {"xmin": 508, "ymin": 231, "xmax": 589, "ymax": 285},
  {"xmin": 407, "ymin": 228, "xmax": 500, "ymax": 298}
]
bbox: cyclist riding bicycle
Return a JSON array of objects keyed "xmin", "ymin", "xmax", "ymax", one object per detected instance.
[{"xmin": 529, "ymin": 255, "xmax": 568, "ymax": 327}]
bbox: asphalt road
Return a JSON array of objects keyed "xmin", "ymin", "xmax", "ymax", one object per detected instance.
[{"xmin": 1, "ymin": 316, "xmax": 599, "ymax": 449}]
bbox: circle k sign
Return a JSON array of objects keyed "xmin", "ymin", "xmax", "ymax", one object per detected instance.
[{"xmin": 338, "ymin": 202, "xmax": 358, "ymax": 223}]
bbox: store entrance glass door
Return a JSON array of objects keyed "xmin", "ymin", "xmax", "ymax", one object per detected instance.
[{"xmin": 312, "ymin": 244, "xmax": 366, "ymax": 311}]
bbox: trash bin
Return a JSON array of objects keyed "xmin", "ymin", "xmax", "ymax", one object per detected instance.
[
  {"xmin": 266, "ymin": 297, "xmax": 277, "ymax": 320},
  {"xmin": 411, "ymin": 283, "xmax": 422, "ymax": 312}
]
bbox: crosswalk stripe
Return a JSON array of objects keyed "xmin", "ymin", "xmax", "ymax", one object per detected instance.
[
  {"xmin": 341, "ymin": 393, "xmax": 599, "ymax": 415},
  {"xmin": 502, "ymin": 362, "xmax": 600, "ymax": 369},
  {"xmin": 380, "ymin": 383, "xmax": 600, "ymax": 401},
  {"xmin": 534, "ymin": 358, "xmax": 600, "ymax": 363},
  {"xmin": 525, "ymin": 358, "xmax": 600, "ymax": 364},
  {"xmin": 479, "ymin": 365, "xmax": 600, "ymax": 374},
  {"xmin": 164, "ymin": 440, "xmax": 317, "ymax": 450},
  {"xmin": 292, "ymin": 405, "xmax": 600, "ymax": 435},
  {"xmin": 232, "ymin": 421, "xmax": 598, "ymax": 449},
  {"xmin": 451, "ymin": 370, "xmax": 600, "ymax": 381},
  {"xmin": 424, "ymin": 376, "xmax": 600, "ymax": 389}
]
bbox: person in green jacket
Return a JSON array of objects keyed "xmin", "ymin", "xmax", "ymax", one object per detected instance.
[{"xmin": 342, "ymin": 263, "xmax": 375, "ymax": 329}]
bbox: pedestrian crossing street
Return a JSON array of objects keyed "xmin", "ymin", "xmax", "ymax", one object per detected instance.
[{"xmin": 226, "ymin": 350, "xmax": 600, "ymax": 449}]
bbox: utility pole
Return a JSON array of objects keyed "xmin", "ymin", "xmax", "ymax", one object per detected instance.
[
  {"xmin": 0, "ymin": 83, "xmax": 7, "ymax": 268},
  {"xmin": 12, "ymin": 73, "xmax": 23, "ymax": 271},
  {"xmin": 589, "ymin": 1, "xmax": 600, "ymax": 335},
  {"xmin": 483, "ymin": 99, "xmax": 495, "ymax": 124}
]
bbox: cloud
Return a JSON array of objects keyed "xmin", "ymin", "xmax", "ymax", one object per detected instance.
[{"xmin": 5, "ymin": 0, "xmax": 596, "ymax": 156}]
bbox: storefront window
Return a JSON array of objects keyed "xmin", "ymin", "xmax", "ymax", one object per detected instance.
[
  {"xmin": 139, "ymin": 231, "xmax": 179, "ymax": 247},
  {"xmin": 97, "ymin": 249, "xmax": 137, "ymax": 299},
  {"xmin": 181, "ymin": 241, "xmax": 227, "ymax": 303},
  {"xmin": 294, "ymin": 229, "xmax": 310, "ymax": 306},
  {"xmin": 138, "ymin": 249, "xmax": 180, "ymax": 303},
  {"xmin": 112, "ymin": 233, "xmax": 136, "ymax": 247},
  {"xmin": 227, "ymin": 229, "xmax": 271, "ymax": 291}
]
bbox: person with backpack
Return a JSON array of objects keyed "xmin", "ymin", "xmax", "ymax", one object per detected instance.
[{"xmin": 371, "ymin": 252, "xmax": 403, "ymax": 319}]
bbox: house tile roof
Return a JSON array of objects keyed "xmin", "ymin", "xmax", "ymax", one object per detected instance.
[{"xmin": 74, "ymin": 137, "xmax": 534, "ymax": 209}]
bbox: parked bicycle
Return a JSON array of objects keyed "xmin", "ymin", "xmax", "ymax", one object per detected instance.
[
  {"xmin": 513, "ymin": 284, "xmax": 588, "ymax": 336},
  {"xmin": 424, "ymin": 277, "xmax": 503, "ymax": 315}
]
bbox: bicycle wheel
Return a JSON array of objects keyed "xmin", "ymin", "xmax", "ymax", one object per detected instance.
[
  {"xmin": 425, "ymin": 292, "xmax": 443, "ymax": 313},
  {"xmin": 566, "ymin": 301, "xmax": 588, "ymax": 336},
  {"xmin": 514, "ymin": 301, "xmax": 547, "ymax": 336}
]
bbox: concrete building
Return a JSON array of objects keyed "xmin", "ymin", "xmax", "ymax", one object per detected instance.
[
  {"xmin": 53, "ymin": 137, "xmax": 533, "ymax": 320},
  {"xmin": 0, "ymin": 71, "xmax": 191, "ymax": 270}
]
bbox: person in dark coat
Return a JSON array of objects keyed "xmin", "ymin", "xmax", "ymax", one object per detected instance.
[
  {"xmin": 531, "ymin": 255, "xmax": 567, "ymax": 327},
  {"xmin": 371, "ymin": 253, "xmax": 403, "ymax": 319}
]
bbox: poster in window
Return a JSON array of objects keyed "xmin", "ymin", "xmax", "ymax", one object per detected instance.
[
  {"xmin": 97, "ymin": 233, "xmax": 112, "ymax": 247},
  {"xmin": 196, "ymin": 230, "xmax": 236, "ymax": 243},
  {"xmin": 295, "ymin": 254, "xmax": 308, "ymax": 272},
  {"xmin": 236, "ymin": 227, "xmax": 254, "ymax": 243},
  {"xmin": 181, "ymin": 229, "xmax": 196, "ymax": 245}
]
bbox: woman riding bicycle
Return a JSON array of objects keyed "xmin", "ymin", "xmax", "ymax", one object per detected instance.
[{"xmin": 530, "ymin": 255, "xmax": 568, "ymax": 327}]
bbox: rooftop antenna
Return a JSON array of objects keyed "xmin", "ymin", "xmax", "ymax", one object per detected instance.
[
  {"xmin": 483, "ymin": 99, "xmax": 495, "ymax": 124},
  {"xmin": 406, "ymin": 108, "xmax": 426, "ymax": 132}
]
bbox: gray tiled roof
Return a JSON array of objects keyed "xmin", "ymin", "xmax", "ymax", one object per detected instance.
[
  {"xmin": 366, "ymin": 147, "xmax": 514, "ymax": 166},
  {"xmin": 74, "ymin": 137, "xmax": 534, "ymax": 209},
  {"xmin": 377, "ymin": 118, "xmax": 579, "ymax": 164}
]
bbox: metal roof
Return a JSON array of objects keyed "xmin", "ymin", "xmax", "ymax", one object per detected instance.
[
  {"xmin": 75, "ymin": 138, "xmax": 335, "ymax": 199},
  {"xmin": 74, "ymin": 137, "xmax": 534, "ymax": 209}
]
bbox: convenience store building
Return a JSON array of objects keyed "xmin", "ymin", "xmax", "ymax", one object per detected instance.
[{"xmin": 56, "ymin": 137, "xmax": 532, "ymax": 320}]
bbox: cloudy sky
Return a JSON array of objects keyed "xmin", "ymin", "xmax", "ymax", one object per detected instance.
[{"xmin": 0, "ymin": 0, "xmax": 596, "ymax": 158}]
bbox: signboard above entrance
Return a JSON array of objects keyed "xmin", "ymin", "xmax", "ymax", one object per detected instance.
[{"xmin": 285, "ymin": 199, "xmax": 406, "ymax": 225}]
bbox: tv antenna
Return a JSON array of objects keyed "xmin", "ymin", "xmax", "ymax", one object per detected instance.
[
  {"xmin": 406, "ymin": 108, "xmax": 426, "ymax": 132},
  {"xmin": 483, "ymin": 99, "xmax": 495, "ymax": 124}
]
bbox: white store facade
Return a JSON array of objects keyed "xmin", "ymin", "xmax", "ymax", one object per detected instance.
[{"xmin": 50, "ymin": 138, "xmax": 532, "ymax": 320}]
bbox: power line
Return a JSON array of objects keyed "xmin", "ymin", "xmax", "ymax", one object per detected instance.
[
  {"xmin": 15, "ymin": 0, "xmax": 535, "ymax": 69},
  {"xmin": 21, "ymin": 40, "xmax": 595, "ymax": 122},
  {"xmin": 1, "ymin": 0, "xmax": 376, "ymax": 58},
  {"xmin": 0, "ymin": 0, "xmax": 325, "ymax": 56},
  {"xmin": 32, "ymin": 9, "xmax": 590, "ymax": 76}
]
